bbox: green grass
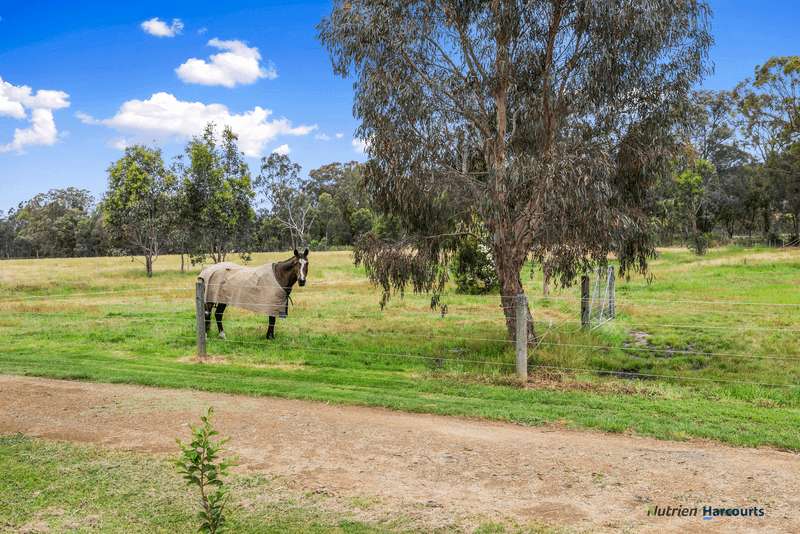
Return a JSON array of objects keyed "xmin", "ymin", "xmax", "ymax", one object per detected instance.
[
  {"xmin": 1, "ymin": 247, "xmax": 799, "ymax": 450},
  {"xmin": 0, "ymin": 434, "xmax": 561, "ymax": 533}
]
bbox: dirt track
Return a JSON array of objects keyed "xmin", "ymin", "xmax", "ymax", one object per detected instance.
[{"xmin": 0, "ymin": 375, "xmax": 797, "ymax": 533}]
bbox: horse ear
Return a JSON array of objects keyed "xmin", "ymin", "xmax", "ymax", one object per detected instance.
[
  {"xmin": 303, "ymin": 248, "xmax": 309, "ymax": 256},
  {"xmin": 293, "ymin": 249, "xmax": 299, "ymax": 257}
]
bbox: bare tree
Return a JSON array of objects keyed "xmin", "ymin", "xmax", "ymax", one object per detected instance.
[{"xmin": 258, "ymin": 153, "xmax": 317, "ymax": 249}]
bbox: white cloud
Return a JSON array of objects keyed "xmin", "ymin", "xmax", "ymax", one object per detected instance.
[
  {"xmin": 1, "ymin": 109, "xmax": 59, "ymax": 153},
  {"xmin": 198, "ymin": 28, "xmax": 207, "ymax": 35},
  {"xmin": 141, "ymin": 18, "xmax": 184, "ymax": 38},
  {"xmin": 176, "ymin": 38, "xmax": 276, "ymax": 88},
  {"xmin": 1, "ymin": 77, "xmax": 69, "ymax": 116},
  {"xmin": 272, "ymin": 144, "xmax": 291, "ymax": 155},
  {"xmin": 108, "ymin": 137, "xmax": 130, "ymax": 150},
  {"xmin": 75, "ymin": 111, "xmax": 101, "ymax": 125},
  {"xmin": 353, "ymin": 138, "xmax": 369, "ymax": 154},
  {"xmin": 0, "ymin": 95, "xmax": 25, "ymax": 119},
  {"xmin": 316, "ymin": 133, "xmax": 331, "ymax": 141},
  {"xmin": 0, "ymin": 76, "xmax": 69, "ymax": 153},
  {"xmin": 336, "ymin": 133, "xmax": 343, "ymax": 138},
  {"xmin": 99, "ymin": 92, "xmax": 316, "ymax": 157}
]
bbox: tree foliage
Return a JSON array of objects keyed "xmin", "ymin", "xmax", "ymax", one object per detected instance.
[
  {"xmin": 256, "ymin": 157, "xmax": 372, "ymax": 250},
  {"xmin": 257, "ymin": 153, "xmax": 316, "ymax": 249},
  {"xmin": 179, "ymin": 124, "xmax": 255, "ymax": 264},
  {"xmin": 319, "ymin": 0, "xmax": 713, "ymax": 342},
  {"xmin": 12, "ymin": 188, "xmax": 107, "ymax": 259},
  {"xmin": 453, "ymin": 235, "xmax": 498, "ymax": 294},
  {"xmin": 104, "ymin": 145, "xmax": 177, "ymax": 276},
  {"xmin": 734, "ymin": 56, "xmax": 800, "ymax": 235}
]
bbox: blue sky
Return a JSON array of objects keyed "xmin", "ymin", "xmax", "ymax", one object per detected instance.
[{"xmin": 1, "ymin": 0, "xmax": 797, "ymax": 213}]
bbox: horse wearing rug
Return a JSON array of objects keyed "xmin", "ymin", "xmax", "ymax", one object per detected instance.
[{"xmin": 198, "ymin": 249, "xmax": 309, "ymax": 340}]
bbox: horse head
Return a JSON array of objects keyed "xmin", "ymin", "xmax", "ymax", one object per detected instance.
[{"xmin": 294, "ymin": 248, "xmax": 309, "ymax": 287}]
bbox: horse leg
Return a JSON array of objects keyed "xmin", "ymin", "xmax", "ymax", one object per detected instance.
[
  {"xmin": 204, "ymin": 303, "xmax": 214, "ymax": 339},
  {"xmin": 215, "ymin": 303, "xmax": 227, "ymax": 340},
  {"xmin": 266, "ymin": 316, "xmax": 276, "ymax": 340}
]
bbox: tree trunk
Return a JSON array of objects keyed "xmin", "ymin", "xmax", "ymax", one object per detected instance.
[
  {"xmin": 494, "ymin": 250, "xmax": 538, "ymax": 345},
  {"xmin": 146, "ymin": 254, "xmax": 153, "ymax": 277}
]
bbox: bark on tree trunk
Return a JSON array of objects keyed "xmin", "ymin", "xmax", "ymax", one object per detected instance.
[
  {"xmin": 495, "ymin": 251, "xmax": 538, "ymax": 345},
  {"xmin": 146, "ymin": 255, "xmax": 152, "ymax": 278}
]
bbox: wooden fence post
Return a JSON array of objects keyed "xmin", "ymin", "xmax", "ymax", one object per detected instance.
[
  {"xmin": 610, "ymin": 266, "xmax": 616, "ymax": 319},
  {"xmin": 581, "ymin": 275, "xmax": 590, "ymax": 330},
  {"xmin": 516, "ymin": 294, "xmax": 528, "ymax": 382},
  {"xmin": 196, "ymin": 281, "xmax": 206, "ymax": 356}
]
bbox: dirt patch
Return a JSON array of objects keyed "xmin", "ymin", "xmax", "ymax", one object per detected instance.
[{"xmin": 1, "ymin": 375, "xmax": 798, "ymax": 533}]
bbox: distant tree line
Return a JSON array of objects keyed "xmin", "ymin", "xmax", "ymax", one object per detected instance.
[
  {"xmin": 0, "ymin": 122, "xmax": 385, "ymax": 275},
  {"xmin": 648, "ymin": 56, "xmax": 800, "ymax": 250},
  {"xmin": 1, "ymin": 56, "xmax": 797, "ymax": 275},
  {"xmin": 0, "ymin": 188, "xmax": 110, "ymax": 260}
]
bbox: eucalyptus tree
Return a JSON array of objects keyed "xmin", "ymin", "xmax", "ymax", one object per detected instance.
[
  {"xmin": 104, "ymin": 146, "xmax": 177, "ymax": 276},
  {"xmin": 318, "ymin": 0, "xmax": 713, "ymax": 342},
  {"xmin": 734, "ymin": 56, "xmax": 800, "ymax": 235},
  {"xmin": 257, "ymin": 153, "xmax": 316, "ymax": 249},
  {"xmin": 0, "ymin": 209, "xmax": 20, "ymax": 259},
  {"xmin": 179, "ymin": 124, "xmax": 255, "ymax": 264},
  {"xmin": 686, "ymin": 90, "xmax": 750, "ymax": 179},
  {"xmin": 308, "ymin": 161, "xmax": 366, "ymax": 224},
  {"xmin": 15, "ymin": 188, "xmax": 96, "ymax": 259},
  {"xmin": 674, "ymin": 158, "xmax": 717, "ymax": 237},
  {"xmin": 734, "ymin": 57, "xmax": 800, "ymax": 162}
]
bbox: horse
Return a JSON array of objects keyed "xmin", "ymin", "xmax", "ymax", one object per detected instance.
[{"xmin": 200, "ymin": 248, "xmax": 309, "ymax": 340}]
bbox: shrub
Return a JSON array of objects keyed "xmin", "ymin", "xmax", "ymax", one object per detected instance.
[
  {"xmin": 452, "ymin": 236, "xmax": 497, "ymax": 294},
  {"xmin": 687, "ymin": 233, "xmax": 711, "ymax": 255}
]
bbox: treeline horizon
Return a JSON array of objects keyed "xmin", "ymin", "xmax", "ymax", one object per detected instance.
[
  {"xmin": 0, "ymin": 124, "xmax": 388, "ymax": 270},
  {"xmin": 1, "ymin": 57, "xmax": 798, "ymax": 265}
]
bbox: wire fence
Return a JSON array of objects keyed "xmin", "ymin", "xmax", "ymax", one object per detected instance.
[
  {"xmin": 586, "ymin": 265, "xmax": 615, "ymax": 329},
  {"xmin": 2, "ymin": 278, "xmax": 800, "ymax": 390}
]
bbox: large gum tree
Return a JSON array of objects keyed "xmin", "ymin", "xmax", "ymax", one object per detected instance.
[{"xmin": 318, "ymin": 0, "xmax": 712, "ymax": 343}]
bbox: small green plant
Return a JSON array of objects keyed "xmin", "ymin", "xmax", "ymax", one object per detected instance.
[{"xmin": 173, "ymin": 407, "xmax": 239, "ymax": 534}]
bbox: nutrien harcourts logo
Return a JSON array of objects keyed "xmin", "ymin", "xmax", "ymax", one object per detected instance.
[
  {"xmin": 647, "ymin": 505, "xmax": 698, "ymax": 518},
  {"xmin": 647, "ymin": 505, "xmax": 766, "ymax": 519}
]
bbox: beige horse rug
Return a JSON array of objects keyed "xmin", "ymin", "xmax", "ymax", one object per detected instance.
[{"xmin": 198, "ymin": 262, "xmax": 289, "ymax": 318}]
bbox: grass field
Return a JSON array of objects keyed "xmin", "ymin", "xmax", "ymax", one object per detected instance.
[{"xmin": 1, "ymin": 247, "xmax": 799, "ymax": 450}]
